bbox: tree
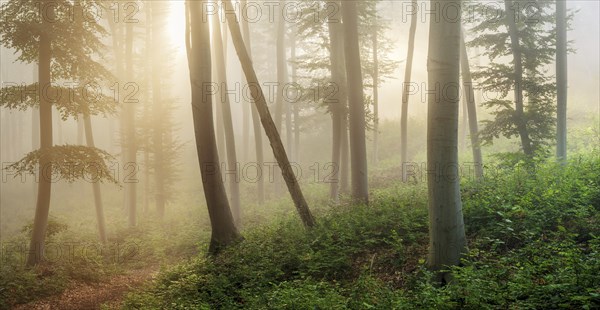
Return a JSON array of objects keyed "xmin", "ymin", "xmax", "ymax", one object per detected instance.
[
  {"xmin": 1, "ymin": 0, "xmax": 117, "ymax": 265},
  {"xmin": 556, "ymin": 0, "xmax": 568, "ymax": 162},
  {"xmin": 326, "ymin": 0, "xmax": 347, "ymax": 203},
  {"xmin": 222, "ymin": 0, "xmax": 316, "ymax": 227},
  {"xmin": 460, "ymin": 29, "xmax": 484, "ymax": 180},
  {"xmin": 400, "ymin": 0, "xmax": 418, "ymax": 177},
  {"xmin": 212, "ymin": 10, "xmax": 241, "ymax": 225},
  {"xmin": 240, "ymin": 0, "xmax": 265, "ymax": 204},
  {"xmin": 426, "ymin": 0, "xmax": 467, "ymax": 282},
  {"xmin": 468, "ymin": 0, "xmax": 559, "ymax": 159},
  {"xmin": 341, "ymin": 0, "xmax": 369, "ymax": 204},
  {"xmin": 185, "ymin": 0, "xmax": 241, "ymax": 253}
]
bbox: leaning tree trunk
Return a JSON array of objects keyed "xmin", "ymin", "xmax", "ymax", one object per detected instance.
[
  {"xmin": 400, "ymin": 0, "xmax": 417, "ymax": 178},
  {"xmin": 505, "ymin": 0, "xmax": 533, "ymax": 156},
  {"xmin": 341, "ymin": 1, "xmax": 369, "ymax": 204},
  {"xmin": 222, "ymin": 0, "xmax": 315, "ymax": 227},
  {"xmin": 185, "ymin": 0, "xmax": 241, "ymax": 254},
  {"xmin": 556, "ymin": 0, "xmax": 567, "ymax": 162},
  {"xmin": 83, "ymin": 113, "xmax": 108, "ymax": 244},
  {"xmin": 426, "ymin": 0, "xmax": 467, "ymax": 283},
  {"xmin": 326, "ymin": 0, "xmax": 347, "ymax": 203},
  {"xmin": 460, "ymin": 29, "xmax": 484, "ymax": 180},
  {"xmin": 240, "ymin": 0, "xmax": 265, "ymax": 204},
  {"xmin": 213, "ymin": 12, "xmax": 242, "ymax": 226},
  {"xmin": 26, "ymin": 1, "xmax": 53, "ymax": 267}
]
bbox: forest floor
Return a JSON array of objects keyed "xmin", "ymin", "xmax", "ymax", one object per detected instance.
[{"xmin": 12, "ymin": 265, "xmax": 159, "ymax": 310}]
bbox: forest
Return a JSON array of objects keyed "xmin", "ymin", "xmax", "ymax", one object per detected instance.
[{"xmin": 0, "ymin": 0, "xmax": 599, "ymax": 309}]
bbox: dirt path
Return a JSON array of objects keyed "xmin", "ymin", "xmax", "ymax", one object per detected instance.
[{"xmin": 12, "ymin": 266, "xmax": 159, "ymax": 310}]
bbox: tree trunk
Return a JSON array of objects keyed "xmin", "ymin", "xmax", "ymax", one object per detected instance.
[
  {"xmin": 326, "ymin": 1, "xmax": 347, "ymax": 203},
  {"xmin": 340, "ymin": 111, "xmax": 350, "ymax": 194},
  {"xmin": 400, "ymin": 0, "xmax": 417, "ymax": 178},
  {"xmin": 372, "ymin": 18, "xmax": 379, "ymax": 165},
  {"xmin": 26, "ymin": 1, "xmax": 53, "ymax": 266},
  {"xmin": 124, "ymin": 21, "xmax": 137, "ymax": 227},
  {"xmin": 152, "ymin": 2, "xmax": 166, "ymax": 219},
  {"xmin": 185, "ymin": 0, "xmax": 241, "ymax": 254},
  {"xmin": 341, "ymin": 1, "xmax": 369, "ymax": 204},
  {"xmin": 213, "ymin": 12, "xmax": 242, "ymax": 226},
  {"xmin": 426, "ymin": 0, "xmax": 467, "ymax": 283},
  {"xmin": 556, "ymin": 0, "xmax": 567, "ymax": 162},
  {"xmin": 83, "ymin": 114, "xmax": 108, "ymax": 244},
  {"xmin": 240, "ymin": 0, "xmax": 265, "ymax": 204},
  {"xmin": 222, "ymin": 0, "xmax": 315, "ymax": 227},
  {"xmin": 460, "ymin": 29, "xmax": 484, "ymax": 180},
  {"xmin": 291, "ymin": 29, "xmax": 300, "ymax": 162},
  {"xmin": 505, "ymin": 0, "xmax": 533, "ymax": 156}
]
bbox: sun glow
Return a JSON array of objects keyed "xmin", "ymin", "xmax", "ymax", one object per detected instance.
[{"xmin": 166, "ymin": 1, "xmax": 186, "ymax": 52}]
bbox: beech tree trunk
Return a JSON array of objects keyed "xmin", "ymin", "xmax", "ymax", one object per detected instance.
[
  {"xmin": 185, "ymin": 0, "xmax": 241, "ymax": 253},
  {"xmin": 341, "ymin": 1, "xmax": 369, "ymax": 204},
  {"xmin": 240, "ymin": 0, "xmax": 265, "ymax": 204},
  {"xmin": 372, "ymin": 18, "xmax": 379, "ymax": 165},
  {"xmin": 124, "ymin": 21, "xmax": 137, "ymax": 227},
  {"xmin": 556, "ymin": 0, "xmax": 567, "ymax": 162},
  {"xmin": 26, "ymin": 0, "xmax": 53, "ymax": 266},
  {"xmin": 460, "ymin": 29, "xmax": 484, "ymax": 180},
  {"xmin": 222, "ymin": 0, "xmax": 315, "ymax": 227},
  {"xmin": 426, "ymin": 0, "xmax": 467, "ymax": 283},
  {"xmin": 400, "ymin": 0, "xmax": 417, "ymax": 177},
  {"xmin": 213, "ymin": 12, "xmax": 242, "ymax": 226}
]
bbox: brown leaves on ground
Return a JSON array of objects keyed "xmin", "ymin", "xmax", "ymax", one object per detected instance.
[{"xmin": 12, "ymin": 265, "xmax": 158, "ymax": 310}]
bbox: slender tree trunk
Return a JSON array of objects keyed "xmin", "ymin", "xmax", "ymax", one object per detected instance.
[
  {"xmin": 27, "ymin": 1, "xmax": 53, "ymax": 266},
  {"xmin": 240, "ymin": 0, "xmax": 264, "ymax": 204},
  {"xmin": 124, "ymin": 21, "xmax": 137, "ymax": 227},
  {"xmin": 213, "ymin": 12, "xmax": 242, "ymax": 226},
  {"xmin": 222, "ymin": 0, "xmax": 315, "ymax": 227},
  {"xmin": 460, "ymin": 29, "xmax": 484, "ymax": 180},
  {"xmin": 372, "ymin": 19, "xmax": 379, "ymax": 165},
  {"xmin": 401, "ymin": 0, "xmax": 417, "ymax": 177},
  {"xmin": 340, "ymin": 111, "xmax": 350, "ymax": 194},
  {"xmin": 152, "ymin": 2, "xmax": 166, "ymax": 219},
  {"xmin": 83, "ymin": 114, "xmax": 108, "ymax": 243},
  {"xmin": 426, "ymin": 0, "xmax": 467, "ymax": 283},
  {"xmin": 341, "ymin": 1, "xmax": 369, "ymax": 204},
  {"xmin": 505, "ymin": 0, "xmax": 533, "ymax": 156},
  {"xmin": 291, "ymin": 29, "xmax": 300, "ymax": 162},
  {"xmin": 556, "ymin": 0, "xmax": 567, "ymax": 162},
  {"xmin": 326, "ymin": 1, "xmax": 347, "ymax": 203},
  {"xmin": 185, "ymin": 1, "xmax": 241, "ymax": 254},
  {"xmin": 77, "ymin": 118, "xmax": 84, "ymax": 145}
]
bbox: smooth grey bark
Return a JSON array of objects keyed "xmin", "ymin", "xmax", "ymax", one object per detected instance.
[
  {"xmin": 460, "ymin": 29, "xmax": 484, "ymax": 180},
  {"xmin": 291, "ymin": 27, "xmax": 300, "ymax": 162},
  {"xmin": 26, "ymin": 1, "xmax": 53, "ymax": 266},
  {"xmin": 556, "ymin": 0, "xmax": 567, "ymax": 162},
  {"xmin": 505, "ymin": 0, "xmax": 533, "ymax": 156},
  {"xmin": 341, "ymin": 1, "xmax": 369, "ymax": 204},
  {"xmin": 124, "ymin": 21, "xmax": 137, "ymax": 227},
  {"xmin": 426, "ymin": 0, "xmax": 467, "ymax": 283},
  {"xmin": 240, "ymin": 0, "xmax": 265, "ymax": 204},
  {"xmin": 222, "ymin": 0, "xmax": 315, "ymax": 227},
  {"xmin": 213, "ymin": 13, "xmax": 242, "ymax": 226},
  {"xmin": 400, "ymin": 0, "xmax": 417, "ymax": 177},
  {"xmin": 185, "ymin": 0, "xmax": 241, "ymax": 254}
]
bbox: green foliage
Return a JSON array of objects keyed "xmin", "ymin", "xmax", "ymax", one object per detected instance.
[
  {"xmin": 123, "ymin": 154, "xmax": 600, "ymax": 309},
  {"xmin": 5, "ymin": 145, "xmax": 119, "ymax": 184},
  {"xmin": 466, "ymin": 0, "xmax": 573, "ymax": 154}
]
